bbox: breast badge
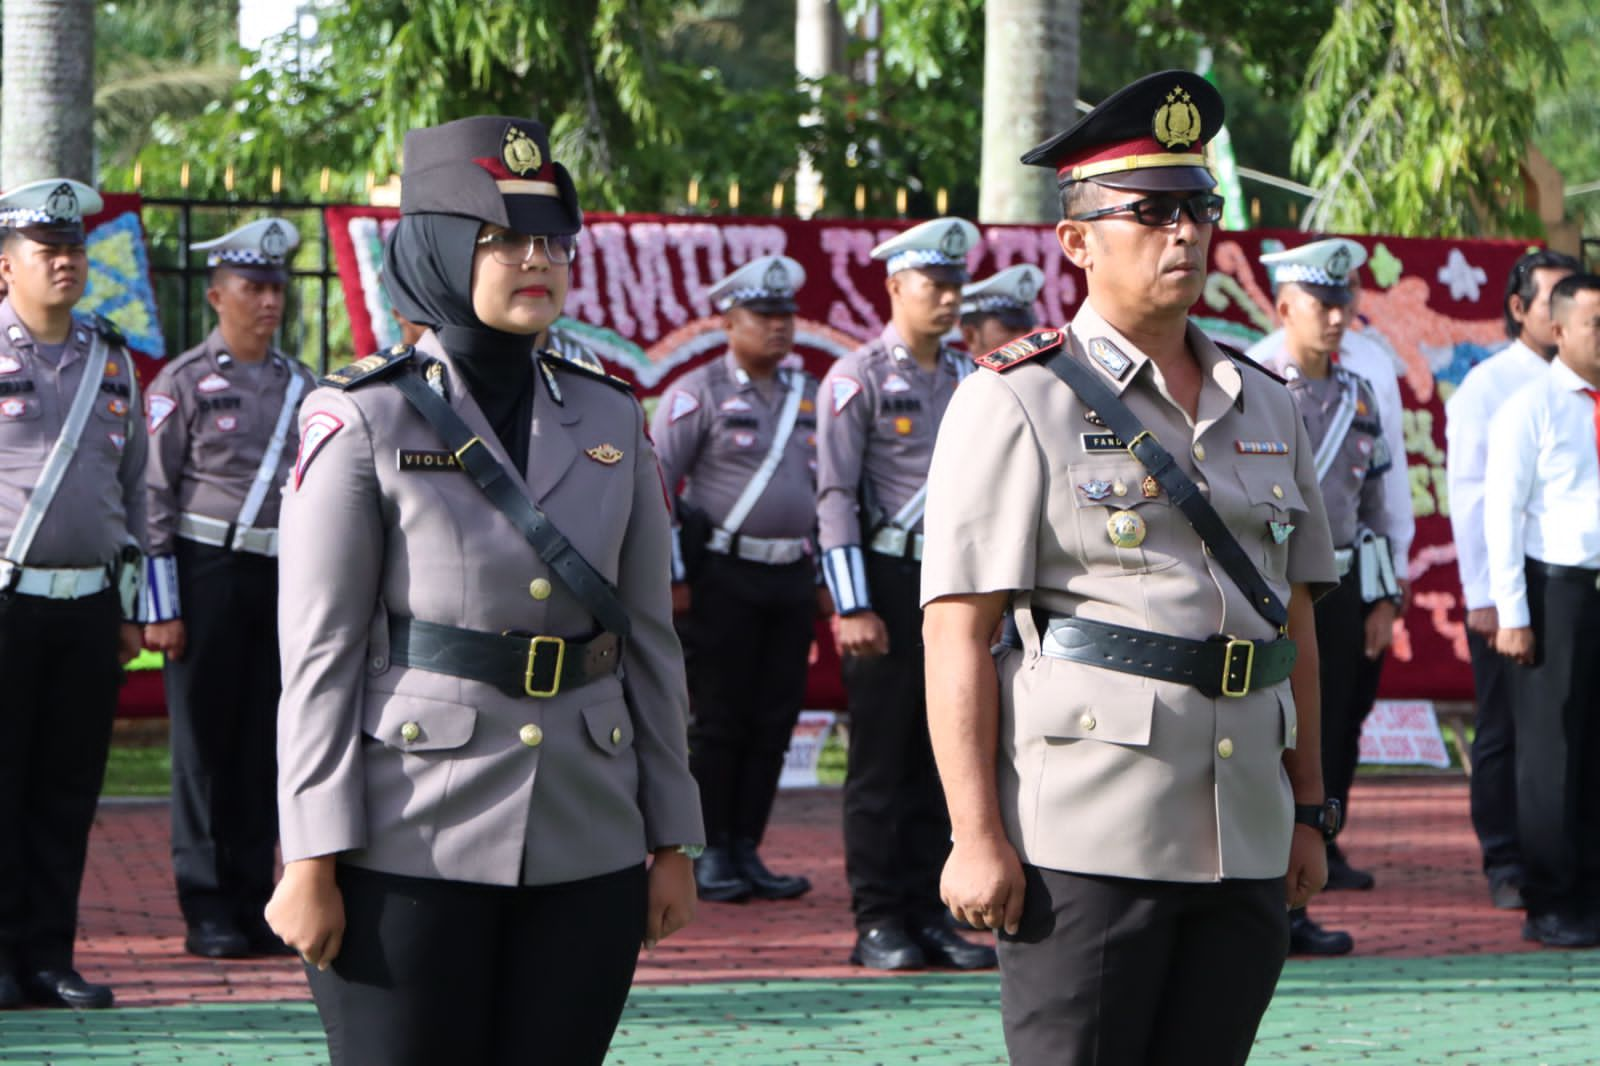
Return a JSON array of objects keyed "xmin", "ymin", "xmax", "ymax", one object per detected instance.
[
  {"xmin": 1107, "ymin": 510, "xmax": 1147, "ymax": 549},
  {"xmin": 585, "ymin": 442, "xmax": 625, "ymax": 465},
  {"xmin": 1141, "ymin": 475, "xmax": 1161, "ymax": 499},
  {"xmin": 1078, "ymin": 479, "xmax": 1114, "ymax": 502},
  {"xmin": 1268, "ymin": 521, "xmax": 1295, "ymax": 544}
]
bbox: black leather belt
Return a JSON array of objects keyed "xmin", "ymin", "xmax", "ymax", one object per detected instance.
[
  {"xmin": 1526, "ymin": 559, "xmax": 1600, "ymax": 587},
  {"xmin": 1001, "ymin": 613, "xmax": 1296, "ymax": 699},
  {"xmin": 389, "ymin": 616, "xmax": 621, "ymax": 699}
]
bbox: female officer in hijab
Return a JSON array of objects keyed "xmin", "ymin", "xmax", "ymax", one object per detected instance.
[{"xmin": 263, "ymin": 116, "xmax": 705, "ymax": 1066}]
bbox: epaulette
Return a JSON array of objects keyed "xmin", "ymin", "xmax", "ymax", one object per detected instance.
[
  {"xmin": 322, "ymin": 344, "xmax": 416, "ymax": 390},
  {"xmin": 1223, "ymin": 345, "xmax": 1289, "ymax": 387},
  {"xmin": 538, "ymin": 349, "xmax": 633, "ymax": 394},
  {"xmin": 976, "ymin": 328, "xmax": 1064, "ymax": 372},
  {"xmin": 90, "ymin": 313, "xmax": 126, "ymax": 347}
]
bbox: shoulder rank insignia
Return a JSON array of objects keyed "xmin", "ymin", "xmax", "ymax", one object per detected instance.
[
  {"xmin": 89, "ymin": 313, "xmax": 126, "ymax": 348},
  {"xmin": 976, "ymin": 328, "xmax": 1063, "ymax": 372},
  {"xmin": 323, "ymin": 344, "xmax": 415, "ymax": 390},
  {"xmin": 538, "ymin": 350, "xmax": 634, "ymax": 395}
]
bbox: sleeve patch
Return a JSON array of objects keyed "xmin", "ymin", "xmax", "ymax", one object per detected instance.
[
  {"xmin": 831, "ymin": 376, "xmax": 863, "ymax": 414},
  {"xmin": 667, "ymin": 390, "xmax": 700, "ymax": 423},
  {"xmin": 146, "ymin": 392, "xmax": 177, "ymax": 434},
  {"xmin": 294, "ymin": 410, "xmax": 345, "ymax": 488}
]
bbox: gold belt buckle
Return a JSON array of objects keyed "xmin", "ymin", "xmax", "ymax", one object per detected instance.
[
  {"xmin": 1219, "ymin": 637, "xmax": 1255, "ymax": 698},
  {"xmin": 524, "ymin": 635, "xmax": 566, "ymax": 698}
]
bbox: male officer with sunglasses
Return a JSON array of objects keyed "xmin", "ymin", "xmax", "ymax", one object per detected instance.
[{"xmin": 920, "ymin": 71, "xmax": 1338, "ymax": 1065}]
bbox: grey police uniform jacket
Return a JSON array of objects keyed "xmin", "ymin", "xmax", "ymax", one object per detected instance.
[
  {"xmin": 275, "ymin": 331, "xmax": 704, "ymax": 887},
  {"xmin": 920, "ymin": 303, "xmax": 1338, "ymax": 883},
  {"xmin": 0, "ymin": 300, "xmax": 146, "ymax": 578},
  {"xmin": 145, "ymin": 329, "xmax": 315, "ymax": 556}
]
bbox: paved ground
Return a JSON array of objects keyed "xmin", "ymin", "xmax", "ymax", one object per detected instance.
[{"xmin": 3, "ymin": 778, "xmax": 1597, "ymax": 1064}]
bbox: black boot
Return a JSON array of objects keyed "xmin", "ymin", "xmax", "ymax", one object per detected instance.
[
  {"xmin": 694, "ymin": 845, "xmax": 753, "ymax": 903},
  {"xmin": 732, "ymin": 839, "xmax": 811, "ymax": 900},
  {"xmin": 1288, "ymin": 909, "xmax": 1354, "ymax": 956},
  {"xmin": 1325, "ymin": 843, "xmax": 1375, "ymax": 891}
]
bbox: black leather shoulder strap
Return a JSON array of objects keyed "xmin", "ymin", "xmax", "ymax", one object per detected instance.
[
  {"xmin": 387, "ymin": 370, "xmax": 632, "ymax": 638},
  {"xmin": 1041, "ymin": 339, "xmax": 1288, "ymax": 629}
]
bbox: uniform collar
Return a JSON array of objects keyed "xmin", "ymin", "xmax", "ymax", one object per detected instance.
[
  {"xmin": 0, "ymin": 299, "xmax": 95, "ymax": 366},
  {"xmin": 205, "ymin": 327, "xmax": 284, "ymax": 374},
  {"xmin": 878, "ymin": 321, "xmax": 961, "ymax": 375},
  {"xmin": 1070, "ymin": 301, "xmax": 1244, "ymax": 417},
  {"xmin": 1549, "ymin": 357, "xmax": 1598, "ymax": 395},
  {"xmin": 720, "ymin": 349, "xmax": 789, "ymax": 391}
]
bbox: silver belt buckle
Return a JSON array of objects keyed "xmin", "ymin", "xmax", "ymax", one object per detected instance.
[
  {"xmin": 50, "ymin": 569, "xmax": 79, "ymax": 599},
  {"xmin": 877, "ymin": 528, "xmax": 907, "ymax": 556}
]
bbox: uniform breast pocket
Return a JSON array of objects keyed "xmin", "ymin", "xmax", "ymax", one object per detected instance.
[
  {"xmin": 0, "ymin": 392, "xmax": 46, "ymax": 464},
  {"xmin": 1234, "ymin": 465, "xmax": 1305, "ymax": 582},
  {"xmin": 1065, "ymin": 460, "xmax": 1177, "ymax": 575}
]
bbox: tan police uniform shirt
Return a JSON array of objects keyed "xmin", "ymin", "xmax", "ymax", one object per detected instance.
[
  {"xmin": 0, "ymin": 299, "xmax": 146, "ymax": 572},
  {"xmin": 275, "ymin": 331, "xmax": 704, "ymax": 887},
  {"xmin": 816, "ymin": 324, "xmax": 971, "ymax": 552},
  {"xmin": 144, "ymin": 329, "xmax": 316, "ymax": 556},
  {"xmin": 650, "ymin": 353, "xmax": 819, "ymax": 539},
  {"xmin": 921, "ymin": 302, "xmax": 1337, "ymax": 882}
]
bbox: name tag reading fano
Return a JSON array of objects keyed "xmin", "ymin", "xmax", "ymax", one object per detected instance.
[
  {"xmin": 1081, "ymin": 432, "xmax": 1127, "ymax": 452},
  {"xmin": 397, "ymin": 449, "xmax": 462, "ymax": 472}
]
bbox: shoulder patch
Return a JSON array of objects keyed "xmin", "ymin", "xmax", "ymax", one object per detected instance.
[
  {"xmin": 146, "ymin": 392, "xmax": 177, "ymax": 435},
  {"xmin": 830, "ymin": 376, "xmax": 863, "ymax": 414},
  {"xmin": 1226, "ymin": 348, "xmax": 1289, "ymax": 387},
  {"xmin": 538, "ymin": 349, "xmax": 634, "ymax": 394},
  {"xmin": 667, "ymin": 390, "xmax": 701, "ymax": 423},
  {"xmin": 90, "ymin": 313, "xmax": 126, "ymax": 348},
  {"xmin": 293, "ymin": 410, "xmax": 346, "ymax": 487},
  {"xmin": 976, "ymin": 328, "xmax": 1064, "ymax": 372},
  {"xmin": 322, "ymin": 345, "xmax": 415, "ymax": 390}
]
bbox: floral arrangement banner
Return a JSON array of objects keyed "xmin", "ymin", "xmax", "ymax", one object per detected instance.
[{"xmin": 327, "ymin": 207, "xmax": 1532, "ymax": 702}]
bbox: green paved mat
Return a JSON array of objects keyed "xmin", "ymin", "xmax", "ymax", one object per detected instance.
[{"xmin": 2, "ymin": 953, "xmax": 1597, "ymax": 1064}]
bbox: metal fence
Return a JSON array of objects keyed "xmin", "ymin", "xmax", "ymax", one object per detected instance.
[{"xmin": 139, "ymin": 197, "xmax": 359, "ymax": 375}]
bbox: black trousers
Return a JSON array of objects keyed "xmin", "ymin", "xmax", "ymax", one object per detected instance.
[
  {"xmin": 998, "ymin": 865, "xmax": 1287, "ymax": 1066},
  {"xmin": 307, "ymin": 862, "xmax": 648, "ymax": 1066},
  {"xmin": 166, "ymin": 538, "xmax": 283, "ymax": 930},
  {"xmin": 1314, "ymin": 569, "xmax": 1386, "ymax": 832},
  {"xmin": 682, "ymin": 553, "xmax": 816, "ymax": 847},
  {"xmin": 0, "ymin": 588, "xmax": 122, "ymax": 973},
  {"xmin": 1467, "ymin": 629, "xmax": 1522, "ymax": 876},
  {"xmin": 840, "ymin": 553, "xmax": 949, "ymax": 930},
  {"xmin": 1507, "ymin": 562, "xmax": 1600, "ymax": 918}
]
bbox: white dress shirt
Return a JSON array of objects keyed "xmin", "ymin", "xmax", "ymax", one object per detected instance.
[
  {"xmin": 1445, "ymin": 339, "xmax": 1549, "ymax": 609},
  {"xmin": 1245, "ymin": 327, "xmax": 1414, "ymax": 576},
  {"xmin": 1483, "ymin": 358, "xmax": 1600, "ymax": 629}
]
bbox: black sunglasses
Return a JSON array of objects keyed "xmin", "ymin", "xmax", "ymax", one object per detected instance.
[{"xmin": 1070, "ymin": 193, "xmax": 1226, "ymax": 227}]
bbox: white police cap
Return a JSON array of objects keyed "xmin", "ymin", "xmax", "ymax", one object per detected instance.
[
  {"xmin": 707, "ymin": 255, "xmax": 806, "ymax": 313},
  {"xmin": 961, "ymin": 263, "xmax": 1045, "ymax": 318},
  {"xmin": 192, "ymin": 218, "xmax": 301, "ymax": 280},
  {"xmin": 870, "ymin": 217, "xmax": 979, "ymax": 280},
  {"xmin": 1260, "ymin": 237, "xmax": 1367, "ymax": 306},
  {"xmin": 0, "ymin": 179, "xmax": 103, "ymax": 241}
]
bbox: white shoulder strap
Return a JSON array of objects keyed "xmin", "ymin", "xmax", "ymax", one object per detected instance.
[
  {"xmin": 1313, "ymin": 368, "xmax": 1361, "ymax": 484},
  {"xmin": 718, "ymin": 369, "xmax": 806, "ymax": 537},
  {"xmin": 233, "ymin": 367, "xmax": 307, "ymax": 535},
  {"xmin": 3, "ymin": 334, "xmax": 110, "ymax": 564}
]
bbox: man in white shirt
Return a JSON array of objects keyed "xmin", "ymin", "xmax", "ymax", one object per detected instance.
[
  {"xmin": 1484, "ymin": 273, "xmax": 1600, "ymax": 948},
  {"xmin": 1446, "ymin": 249, "xmax": 1578, "ymax": 910}
]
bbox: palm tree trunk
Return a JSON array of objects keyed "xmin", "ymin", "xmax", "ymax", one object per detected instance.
[
  {"xmin": 979, "ymin": 0, "xmax": 1079, "ymax": 223},
  {"xmin": 2, "ymin": 0, "xmax": 97, "ymax": 186}
]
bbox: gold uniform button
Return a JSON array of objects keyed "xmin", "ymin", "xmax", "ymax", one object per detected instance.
[
  {"xmin": 529, "ymin": 578, "xmax": 553, "ymax": 601},
  {"xmin": 399, "ymin": 722, "xmax": 421, "ymax": 744},
  {"xmin": 519, "ymin": 723, "xmax": 543, "ymax": 747},
  {"xmin": 1217, "ymin": 737, "xmax": 1235, "ymax": 759},
  {"xmin": 1080, "ymin": 714, "xmax": 1097, "ymax": 732},
  {"xmin": 1271, "ymin": 485, "xmax": 1285, "ymax": 500},
  {"xmin": 610, "ymin": 726, "xmax": 623, "ymax": 745},
  {"xmin": 1192, "ymin": 443, "xmax": 1207, "ymax": 462}
]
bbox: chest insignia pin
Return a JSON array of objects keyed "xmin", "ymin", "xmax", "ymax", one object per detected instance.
[
  {"xmin": 586, "ymin": 442, "xmax": 625, "ymax": 465},
  {"xmin": 1078, "ymin": 479, "xmax": 1114, "ymax": 502},
  {"xmin": 1268, "ymin": 521, "xmax": 1295, "ymax": 544},
  {"xmin": 1106, "ymin": 510, "xmax": 1147, "ymax": 549}
]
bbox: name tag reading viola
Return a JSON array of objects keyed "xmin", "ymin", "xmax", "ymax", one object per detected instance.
[{"xmin": 397, "ymin": 449, "xmax": 462, "ymax": 472}]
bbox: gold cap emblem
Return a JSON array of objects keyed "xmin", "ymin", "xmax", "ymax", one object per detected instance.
[
  {"xmin": 503, "ymin": 127, "xmax": 542, "ymax": 176},
  {"xmin": 585, "ymin": 443, "xmax": 624, "ymax": 465},
  {"xmin": 1153, "ymin": 87, "xmax": 1202, "ymax": 149}
]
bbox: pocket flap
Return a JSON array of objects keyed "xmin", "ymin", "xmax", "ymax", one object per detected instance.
[
  {"xmin": 582, "ymin": 699, "xmax": 634, "ymax": 755},
  {"xmin": 1237, "ymin": 465, "xmax": 1306, "ymax": 513},
  {"xmin": 1028, "ymin": 684, "xmax": 1155, "ymax": 747},
  {"xmin": 362, "ymin": 693, "xmax": 476, "ymax": 752}
]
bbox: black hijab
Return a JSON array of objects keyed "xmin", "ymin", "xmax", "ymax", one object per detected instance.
[{"xmin": 382, "ymin": 213, "xmax": 535, "ymax": 467}]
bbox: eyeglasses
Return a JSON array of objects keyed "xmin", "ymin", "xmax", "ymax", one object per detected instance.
[
  {"xmin": 1069, "ymin": 193, "xmax": 1226, "ymax": 227},
  {"xmin": 474, "ymin": 231, "xmax": 576, "ymax": 267}
]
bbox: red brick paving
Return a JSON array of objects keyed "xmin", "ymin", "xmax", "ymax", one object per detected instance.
[{"xmin": 74, "ymin": 776, "xmax": 1526, "ymax": 1008}]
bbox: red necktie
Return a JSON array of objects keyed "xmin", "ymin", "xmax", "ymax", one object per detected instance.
[{"xmin": 1585, "ymin": 389, "xmax": 1600, "ymax": 470}]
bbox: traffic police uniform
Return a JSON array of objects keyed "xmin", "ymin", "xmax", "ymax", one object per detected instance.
[
  {"xmin": 0, "ymin": 180, "xmax": 147, "ymax": 1009},
  {"xmin": 817, "ymin": 216, "xmax": 996, "ymax": 969},
  {"xmin": 275, "ymin": 117, "xmax": 702, "ymax": 1066},
  {"xmin": 920, "ymin": 74, "xmax": 1338, "ymax": 1065},
  {"xmin": 652, "ymin": 256, "xmax": 819, "ymax": 902},
  {"xmin": 144, "ymin": 219, "xmax": 314, "ymax": 955}
]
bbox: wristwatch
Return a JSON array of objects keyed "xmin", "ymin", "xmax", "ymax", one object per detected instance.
[
  {"xmin": 675, "ymin": 844, "xmax": 705, "ymax": 860},
  {"xmin": 1293, "ymin": 798, "xmax": 1343, "ymax": 843}
]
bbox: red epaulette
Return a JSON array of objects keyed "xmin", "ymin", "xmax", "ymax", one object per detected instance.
[{"xmin": 975, "ymin": 328, "xmax": 1065, "ymax": 372}]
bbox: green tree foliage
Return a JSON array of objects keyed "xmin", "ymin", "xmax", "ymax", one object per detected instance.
[
  {"xmin": 1292, "ymin": 0, "xmax": 1563, "ymax": 237},
  {"xmin": 1533, "ymin": 0, "xmax": 1600, "ymax": 239}
]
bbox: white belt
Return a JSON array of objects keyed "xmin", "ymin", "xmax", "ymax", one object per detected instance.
[
  {"xmin": 705, "ymin": 528, "xmax": 810, "ymax": 566},
  {"xmin": 1333, "ymin": 547, "xmax": 1354, "ymax": 577},
  {"xmin": 869, "ymin": 527, "xmax": 924, "ymax": 562},
  {"xmin": 0, "ymin": 560, "xmax": 111, "ymax": 600},
  {"xmin": 178, "ymin": 512, "xmax": 279, "ymax": 557}
]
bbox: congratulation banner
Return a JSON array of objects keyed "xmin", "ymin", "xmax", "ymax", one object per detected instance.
[{"xmin": 327, "ymin": 208, "xmax": 1532, "ymax": 702}]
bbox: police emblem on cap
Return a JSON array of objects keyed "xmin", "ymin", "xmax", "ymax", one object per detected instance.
[
  {"xmin": 503, "ymin": 126, "xmax": 542, "ymax": 176},
  {"xmin": 45, "ymin": 182, "xmax": 78, "ymax": 219},
  {"xmin": 1017, "ymin": 274, "xmax": 1037, "ymax": 302},
  {"xmin": 260, "ymin": 221, "xmax": 290, "ymax": 258},
  {"xmin": 1154, "ymin": 87, "xmax": 1202, "ymax": 149},
  {"xmin": 762, "ymin": 260, "xmax": 790, "ymax": 293},
  {"xmin": 1327, "ymin": 245, "xmax": 1352, "ymax": 277},
  {"xmin": 939, "ymin": 223, "xmax": 969, "ymax": 257}
]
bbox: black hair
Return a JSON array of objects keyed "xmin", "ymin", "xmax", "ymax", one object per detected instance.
[
  {"xmin": 1503, "ymin": 249, "xmax": 1581, "ymax": 338},
  {"xmin": 961, "ymin": 308, "xmax": 1035, "ymax": 331},
  {"xmin": 1058, "ymin": 180, "xmax": 1102, "ymax": 220},
  {"xmin": 1549, "ymin": 272, "xmax": 1600, "ymax": 320}
]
